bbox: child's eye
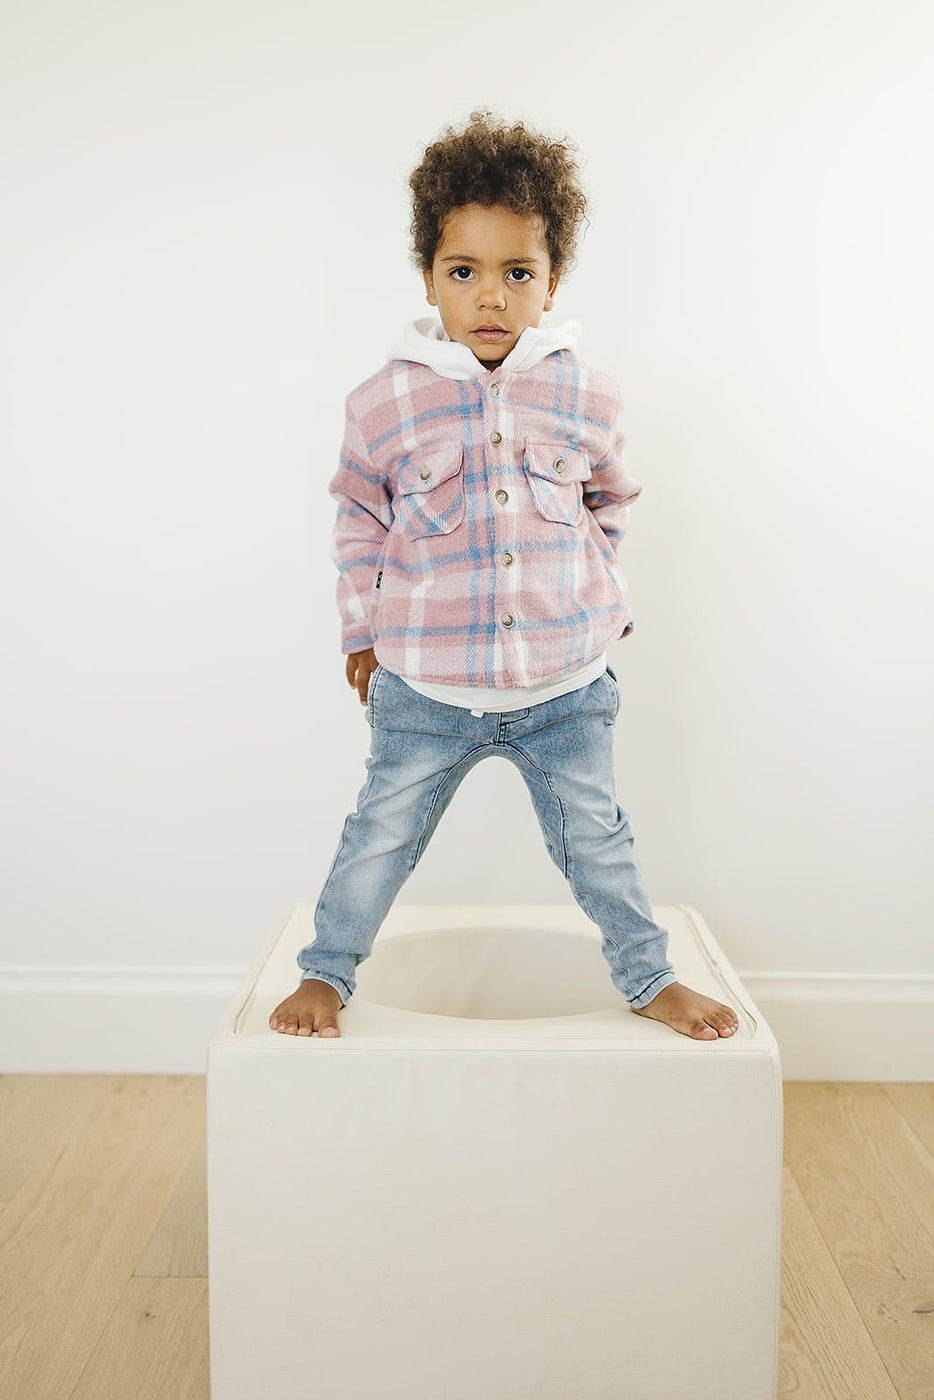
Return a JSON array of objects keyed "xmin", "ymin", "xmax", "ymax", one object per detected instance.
[{"xmin": 447, "ymin": 266, "xmax": 533, "ymax": 284}]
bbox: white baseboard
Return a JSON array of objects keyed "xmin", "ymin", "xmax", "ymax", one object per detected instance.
[
  {"xmin": 0, "ymin": 967, "xmax": 243, "ymax": 1075},
  {"xmin": 743, "ymin": 972, "xmax": 934, "ymax": 1081},
  {"xmin": 0, "ymin": 966, "xmax": 932, "ymax": 1079}
]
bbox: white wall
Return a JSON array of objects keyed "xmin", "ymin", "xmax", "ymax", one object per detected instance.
[{"xmin": 1, "ymin": 0, "xmax": 932, "ymax": 1074}]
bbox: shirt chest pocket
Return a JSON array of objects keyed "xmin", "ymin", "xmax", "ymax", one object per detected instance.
[
  {"xmin": 392, "ymin": 444, "xmax": 466, "ymax": 540},
  {"xmin": 522, "ymin": 439, "xmax": 592, "ymax": 526}
]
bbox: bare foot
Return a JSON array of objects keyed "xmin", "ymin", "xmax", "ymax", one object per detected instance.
[
  {"xmin": 269, "ymin": 979, "xmax": 343, "ymax": 1037},
  {"xmin": 631, "ymin": 982, "xmax": 739, "ymax": 1040}
]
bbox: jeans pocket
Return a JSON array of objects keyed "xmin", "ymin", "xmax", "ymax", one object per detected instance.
[{"xmin": 604, "ymin": 666, "xmax": 621, "ymax": 720}]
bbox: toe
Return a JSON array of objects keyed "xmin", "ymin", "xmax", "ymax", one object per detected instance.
[
  {"xmin": 297, "ymin": 1014, "xmax": 313, "ymax": 1036},
  {"xmin": 695, "ymin": 1022, "xmax": 719, "ymax": 1039}
]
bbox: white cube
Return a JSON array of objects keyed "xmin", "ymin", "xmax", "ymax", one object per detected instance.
[{"xmin": 208, "ymin": 903, "xmax": 782, "ymax": 1400}]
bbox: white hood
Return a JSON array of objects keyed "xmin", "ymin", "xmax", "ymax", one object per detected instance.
[{"xmin": 386, "ymin": 314, "xmax": 582, "ymax": 381}]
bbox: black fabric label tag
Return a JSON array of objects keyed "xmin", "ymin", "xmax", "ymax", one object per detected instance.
[{"xmin": 376, "ymin": 570, "xmax": 382, "ymax": 590}]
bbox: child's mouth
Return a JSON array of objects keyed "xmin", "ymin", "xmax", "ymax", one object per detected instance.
[{"xmin": 473, "ymin": 328, "xmax": 508, "ymax": 343}]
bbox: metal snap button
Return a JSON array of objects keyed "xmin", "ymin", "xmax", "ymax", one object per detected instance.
[
  {"xmin": 501, "ymin": 613, "xmax": 514, "ymax": 627},
  {"xmin": 490, "ymin": 430, "xmax": 503, "ymax": 445},
  {"xmin": 495, "ymin": 489, "xmax": 509, "ymax": 504}
]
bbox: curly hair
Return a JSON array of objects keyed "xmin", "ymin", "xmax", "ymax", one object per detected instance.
[{"xmin": 408, "ymin": 108, "xmax": 589, "ymax": 279}]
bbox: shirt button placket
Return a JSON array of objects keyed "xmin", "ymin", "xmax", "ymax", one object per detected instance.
[{"xmin": 487, "ymin": 397, "xmax": 516, "ymax": 639}]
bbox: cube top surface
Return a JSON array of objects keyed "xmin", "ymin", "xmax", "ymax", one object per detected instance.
[{"xmin": 212, "ymin": 904, "xmax": 778, "ymax": 1055}]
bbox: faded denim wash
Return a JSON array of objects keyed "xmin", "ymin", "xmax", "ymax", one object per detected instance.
[{"xmin": 297, "ymin": 663, "xmax": 677, "ymax": 1010}]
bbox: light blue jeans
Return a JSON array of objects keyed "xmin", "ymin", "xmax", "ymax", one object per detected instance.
[{"xmin": 298, "ymin": 662, "xmax": 677, "ymax": 1009}]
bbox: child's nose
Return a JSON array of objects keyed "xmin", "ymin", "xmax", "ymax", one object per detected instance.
[{"xmin": 477, "ymin": 281, "xmax": 506, "ymax": 308}]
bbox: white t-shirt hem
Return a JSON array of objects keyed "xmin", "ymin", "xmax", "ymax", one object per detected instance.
[{"xmin": 397, "ymin": 651, "xmax": 609, "ymax": 716}]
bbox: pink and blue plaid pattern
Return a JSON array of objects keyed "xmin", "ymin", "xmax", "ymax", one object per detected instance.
[{"xmin": 328, "ymin": 349, "xmax": 642, "ymax": 688}]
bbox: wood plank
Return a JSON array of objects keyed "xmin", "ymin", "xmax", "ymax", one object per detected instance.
[
  {"xmin": 134, "ymin": 1133, "xmax": 207, "ymax": 1278},
  {"xmin": 783, "ymin": 1082, "xmax": 934, "ymax": 1400},
  {"xmin": 0, "ymin": 1075, "xmax": 110, "ymax": 1205},
  {"xmin": 69, "ymin": 1276, "xmax": 208, "ymax": 1400},
  {"xmin": 883, "ymin": 1083, "xmax": 934, "ymax": 1161},
  {"xmin": 779, "ymin": 1163, "xmax": 899, "ymax": 1398},
  {"xmin": 0, "ymin": 1075, "xmax": 204, "ymax": 1400}
]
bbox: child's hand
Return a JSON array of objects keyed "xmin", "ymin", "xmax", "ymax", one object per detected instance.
[{"xmin": 346, "ymin": 647, "xmax": 378, "ymax": 707}]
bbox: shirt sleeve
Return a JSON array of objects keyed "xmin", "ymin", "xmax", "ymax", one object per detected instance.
[
  {"xmin": 327, "ymin": 398, "xmax": 394, "ymax": 655},
  {"xmin": 583, "ymin": 382, "xmax": 642, "ymax": 550}
]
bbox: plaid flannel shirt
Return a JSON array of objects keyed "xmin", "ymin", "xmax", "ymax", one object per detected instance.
[{"xmin": 328, "ymin": 340, "xmax": 641, "ymax": 688}]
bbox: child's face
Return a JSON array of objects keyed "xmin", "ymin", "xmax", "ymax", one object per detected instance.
[{"xmin": 422, "ymin": 203, "xmax": 561, "ymax": 369}]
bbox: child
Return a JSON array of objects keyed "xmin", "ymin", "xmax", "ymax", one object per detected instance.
[{"xmin": 270, "ymin": 109, "xmax": 738, "ymax": 1042}]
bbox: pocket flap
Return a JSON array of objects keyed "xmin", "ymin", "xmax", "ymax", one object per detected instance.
[
  {"xmin": 396, "ymin": 444, "xmax": 464, "ymax": 496},
  {"xmin": 523, "ymin": 439, "xmax": 592, "ymax": 484}
]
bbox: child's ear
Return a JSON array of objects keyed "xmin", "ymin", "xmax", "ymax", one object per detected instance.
[
  {"xmin": 544, "ymin": 271, "xmax": 561, "ymax": 312},
  {"xmin": 423, "ymin": 269, "xmax": 437, "ymax": 306}
]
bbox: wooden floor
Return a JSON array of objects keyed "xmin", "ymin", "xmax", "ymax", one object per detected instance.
[{"xmin": 0, "ymin": 1077, "xmax": 932, "ymax": 1398}]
